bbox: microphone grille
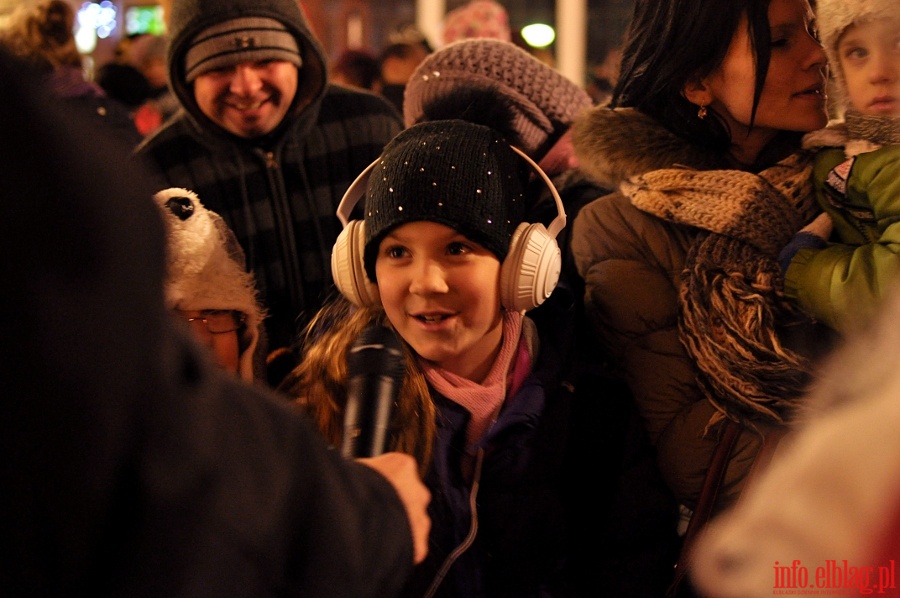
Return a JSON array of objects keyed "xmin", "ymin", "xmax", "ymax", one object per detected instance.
[{"xmin": 347, "ymin": 324, "xmax": 406, "ymax": 379}]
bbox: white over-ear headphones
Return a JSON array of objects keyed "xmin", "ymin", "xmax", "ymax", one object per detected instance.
[{"xmin": 331, "ymin": 145, "xmax": 566, "ymax": 313}]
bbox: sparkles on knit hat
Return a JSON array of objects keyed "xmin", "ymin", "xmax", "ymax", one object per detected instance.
[
  {"xmin": 155, "ymin": 187, "xmax": 266, "ymax": 382},
  {"xmin": 441, "ymin": 0, "xmax": 511, "ymax": 45},
  {"xmin": 817, "ymin": 0, "xmax": 897, "ymax": 109},
  {"xmin": 362, "ymin": 119, "xmax": 527, "ymax": 282},
  {"xmin": 404, "ymin": 39, "xmax": 593, "ymax": 159},
  {"xmin": 184, "ymin": 17, "xmax": 301, "ymax": 82}
]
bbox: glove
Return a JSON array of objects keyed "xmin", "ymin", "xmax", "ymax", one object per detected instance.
[{"xmin": 778, "ymin": 212, "xmax": 833, "ymax": 275}]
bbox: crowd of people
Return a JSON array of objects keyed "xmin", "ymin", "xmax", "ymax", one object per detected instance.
[{"xmin": 2, "ymin": 0, "xmax": 899, "ymax": 595}]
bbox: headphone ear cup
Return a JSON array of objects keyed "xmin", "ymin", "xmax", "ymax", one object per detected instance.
[
  {"xmin": 500, "ymin": 222, "xmax": 562, "ymax": 312},
  {"xmin": 331, "ymin": 220, "xmax": 380, "ymax": 307}
]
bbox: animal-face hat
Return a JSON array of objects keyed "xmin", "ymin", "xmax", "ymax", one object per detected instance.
[{"xmin": 154, "ymin": 188, "xmax": 265, "ymax": 381}]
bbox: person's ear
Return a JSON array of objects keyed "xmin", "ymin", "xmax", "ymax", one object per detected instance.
[{"xmin": 682, "ymin": 78, "xmax": 713, "ymax": 108}]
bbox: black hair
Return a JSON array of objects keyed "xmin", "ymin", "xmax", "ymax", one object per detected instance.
[
  {"xmin": 612, "ymin": 0, "xmax": 774, "ymax": 153},
  {"xmin": 378, "ymin": 41, "xmax": 430, "ymax": 64}
]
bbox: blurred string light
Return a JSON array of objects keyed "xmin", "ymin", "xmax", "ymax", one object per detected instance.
[
  {"xmin": 75, "ymin": 1, "xmax": 118, "ymax": 54},
  {"xmin": 125, "ymin": 5, "xmax": 167, "ymax": 36},
  {"xmin": 520, "ymin": 23, "xmax": 555, "ymax": 48}
]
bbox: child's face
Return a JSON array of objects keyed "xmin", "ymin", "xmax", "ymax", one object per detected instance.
[
  {"xmin": 837, "ymin": 18, "xmax": 900, "ymax": 117},
  {"xmin": 175, "ymin": 309, "xmax": 242, "ymax": 375},
  {"xmin": 374, "ymin": 221, "xmax": 505, "ymax": 383}
]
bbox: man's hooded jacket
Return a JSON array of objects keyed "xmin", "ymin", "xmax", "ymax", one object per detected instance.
[{"xmin": 136, "ymin": 0, "xmax": 403, "ymax": 353}]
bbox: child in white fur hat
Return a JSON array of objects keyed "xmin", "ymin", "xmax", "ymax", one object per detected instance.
[
  {"xmin": 155, "ymin": 188, "xmax": 266, "ymax": 383},
  {"xmin": 779, "ymin": 0, "xmax": 900, "ymax": 335}
]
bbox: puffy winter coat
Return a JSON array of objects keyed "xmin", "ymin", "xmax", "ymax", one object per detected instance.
[{"xmin": 570, "ymin": 107, "xmax": 836, "ymax": 512}]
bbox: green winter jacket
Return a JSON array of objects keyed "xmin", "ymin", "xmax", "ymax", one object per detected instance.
[{"xmin": 786, "ymin": 120, "xmax": 900, "ymax": 334}]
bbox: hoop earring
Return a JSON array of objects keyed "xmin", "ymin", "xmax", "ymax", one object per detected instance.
[{"xmin": 697, "ymin": 104, "xmax": 708, "ymax": 120}]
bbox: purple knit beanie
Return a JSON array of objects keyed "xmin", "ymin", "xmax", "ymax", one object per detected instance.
[{"xmin": 404, "ymin": 39, "xmax": 593, "ymax": 159}]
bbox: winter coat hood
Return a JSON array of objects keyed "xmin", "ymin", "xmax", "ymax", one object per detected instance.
[
  {"xmin": 572, "ymin": 106, "xmax": 805, "ymax": 188},
  {"xmin": 165, "ymin": 0, "xmax": 327, "ymax": 136}
]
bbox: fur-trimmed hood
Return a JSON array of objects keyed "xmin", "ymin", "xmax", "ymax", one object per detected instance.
[
  {"xmin": 572, "ymin": 106, "xmax": 809, "ymax": 188},
  {"xmin": 817, "ymin": 0, "xmax": 897, "ymax": 114},
  {"xmin": 803, "ymin": 111, "xmax": 900, "ymax": 157},
  {"xmin": 571, "ymin": 106, "xmax": 728, "ymax": 190}
]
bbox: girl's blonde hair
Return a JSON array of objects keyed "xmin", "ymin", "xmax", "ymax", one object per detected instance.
[
  {"xmin": 0, "ymin": 0, "xmax": 83, "ymax": 72},
  {"xmin": 280, "ymin": 297, "xmax": 435, "ymax": 473}
]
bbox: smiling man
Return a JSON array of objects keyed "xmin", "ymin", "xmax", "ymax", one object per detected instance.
[
  {"xmin": 185, "ymin": 17, "xmax": 302, "ymax": 139},
  {"xmin": 136, "ymin": 0, "xmax": 403, "ymax": 386}
]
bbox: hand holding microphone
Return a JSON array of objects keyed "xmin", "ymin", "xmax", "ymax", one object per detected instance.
[{"xmin": 341, "ymin": 324, "xmax": 406, "ymax": 458}]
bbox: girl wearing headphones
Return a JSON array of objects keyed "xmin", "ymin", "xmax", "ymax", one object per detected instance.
[{"xmin": 280, "ymin": 119, "xmax": 576, "ymax": 598}]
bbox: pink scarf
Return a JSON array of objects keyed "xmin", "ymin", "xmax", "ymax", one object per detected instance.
[{"xmin": 420, "ymin": 311, "xmax": 530, "ymax": 452}]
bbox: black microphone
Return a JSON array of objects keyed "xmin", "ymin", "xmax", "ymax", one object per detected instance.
[{"xmin": 341, "ymin": 324, "xmax": 406, "ymax": 458}]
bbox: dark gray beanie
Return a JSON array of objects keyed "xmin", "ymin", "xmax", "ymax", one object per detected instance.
[
  {"xmin": 184, "ymin": 17, "xmax": 301, "ymax": 82},
  {"xmin": 363, "ymin": 119, "xmax": 527, "ymax": 282}
]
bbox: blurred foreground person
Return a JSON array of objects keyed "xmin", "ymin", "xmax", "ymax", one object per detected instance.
[
  {"xmin": 691, "ymin": 281, "xmax": 900, "ymax": 598},
  {"xmin": 0, "ymin": 0, "xmax": 142, "ymax": 145},
  {"xmin": 0, "ymin": 46, "xmax": 429, "ymax": 597}
]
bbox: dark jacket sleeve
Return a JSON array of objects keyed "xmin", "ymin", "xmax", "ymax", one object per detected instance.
[{"xmin": 128, "ymin": 336, "xmax": 415, "ymax": 597}]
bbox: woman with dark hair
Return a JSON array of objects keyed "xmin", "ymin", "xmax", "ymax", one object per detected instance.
[{"xmin": 570, "ymin": 0, "xmax": 836, "ymax": 582}]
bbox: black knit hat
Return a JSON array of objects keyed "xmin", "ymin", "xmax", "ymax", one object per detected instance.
[{"xmin": 362, "ymin": 119, "xmax": 527, "ymax": 282}]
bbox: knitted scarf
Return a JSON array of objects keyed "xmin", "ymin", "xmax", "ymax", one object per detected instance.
[
  {"xmin": 622, "ymin": 151, "xmax": 819, "ymax": 427},
  {"xmin": 845, "ymin": 110, "xmax": 900, "ymax": 147},
  {"xmin": 420, "ymin": 310, "xmax": 525, "ymax": 452}
]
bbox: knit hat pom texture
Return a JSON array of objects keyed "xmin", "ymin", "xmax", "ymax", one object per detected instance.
[{"xmin": 404, "ymin": 39, "xmax": 592, "ymax": 158}]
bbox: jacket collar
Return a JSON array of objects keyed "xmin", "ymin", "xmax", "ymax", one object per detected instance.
[{"xmin": 571, "ymin": 106, "xmax": 727, "ymax": 189}]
